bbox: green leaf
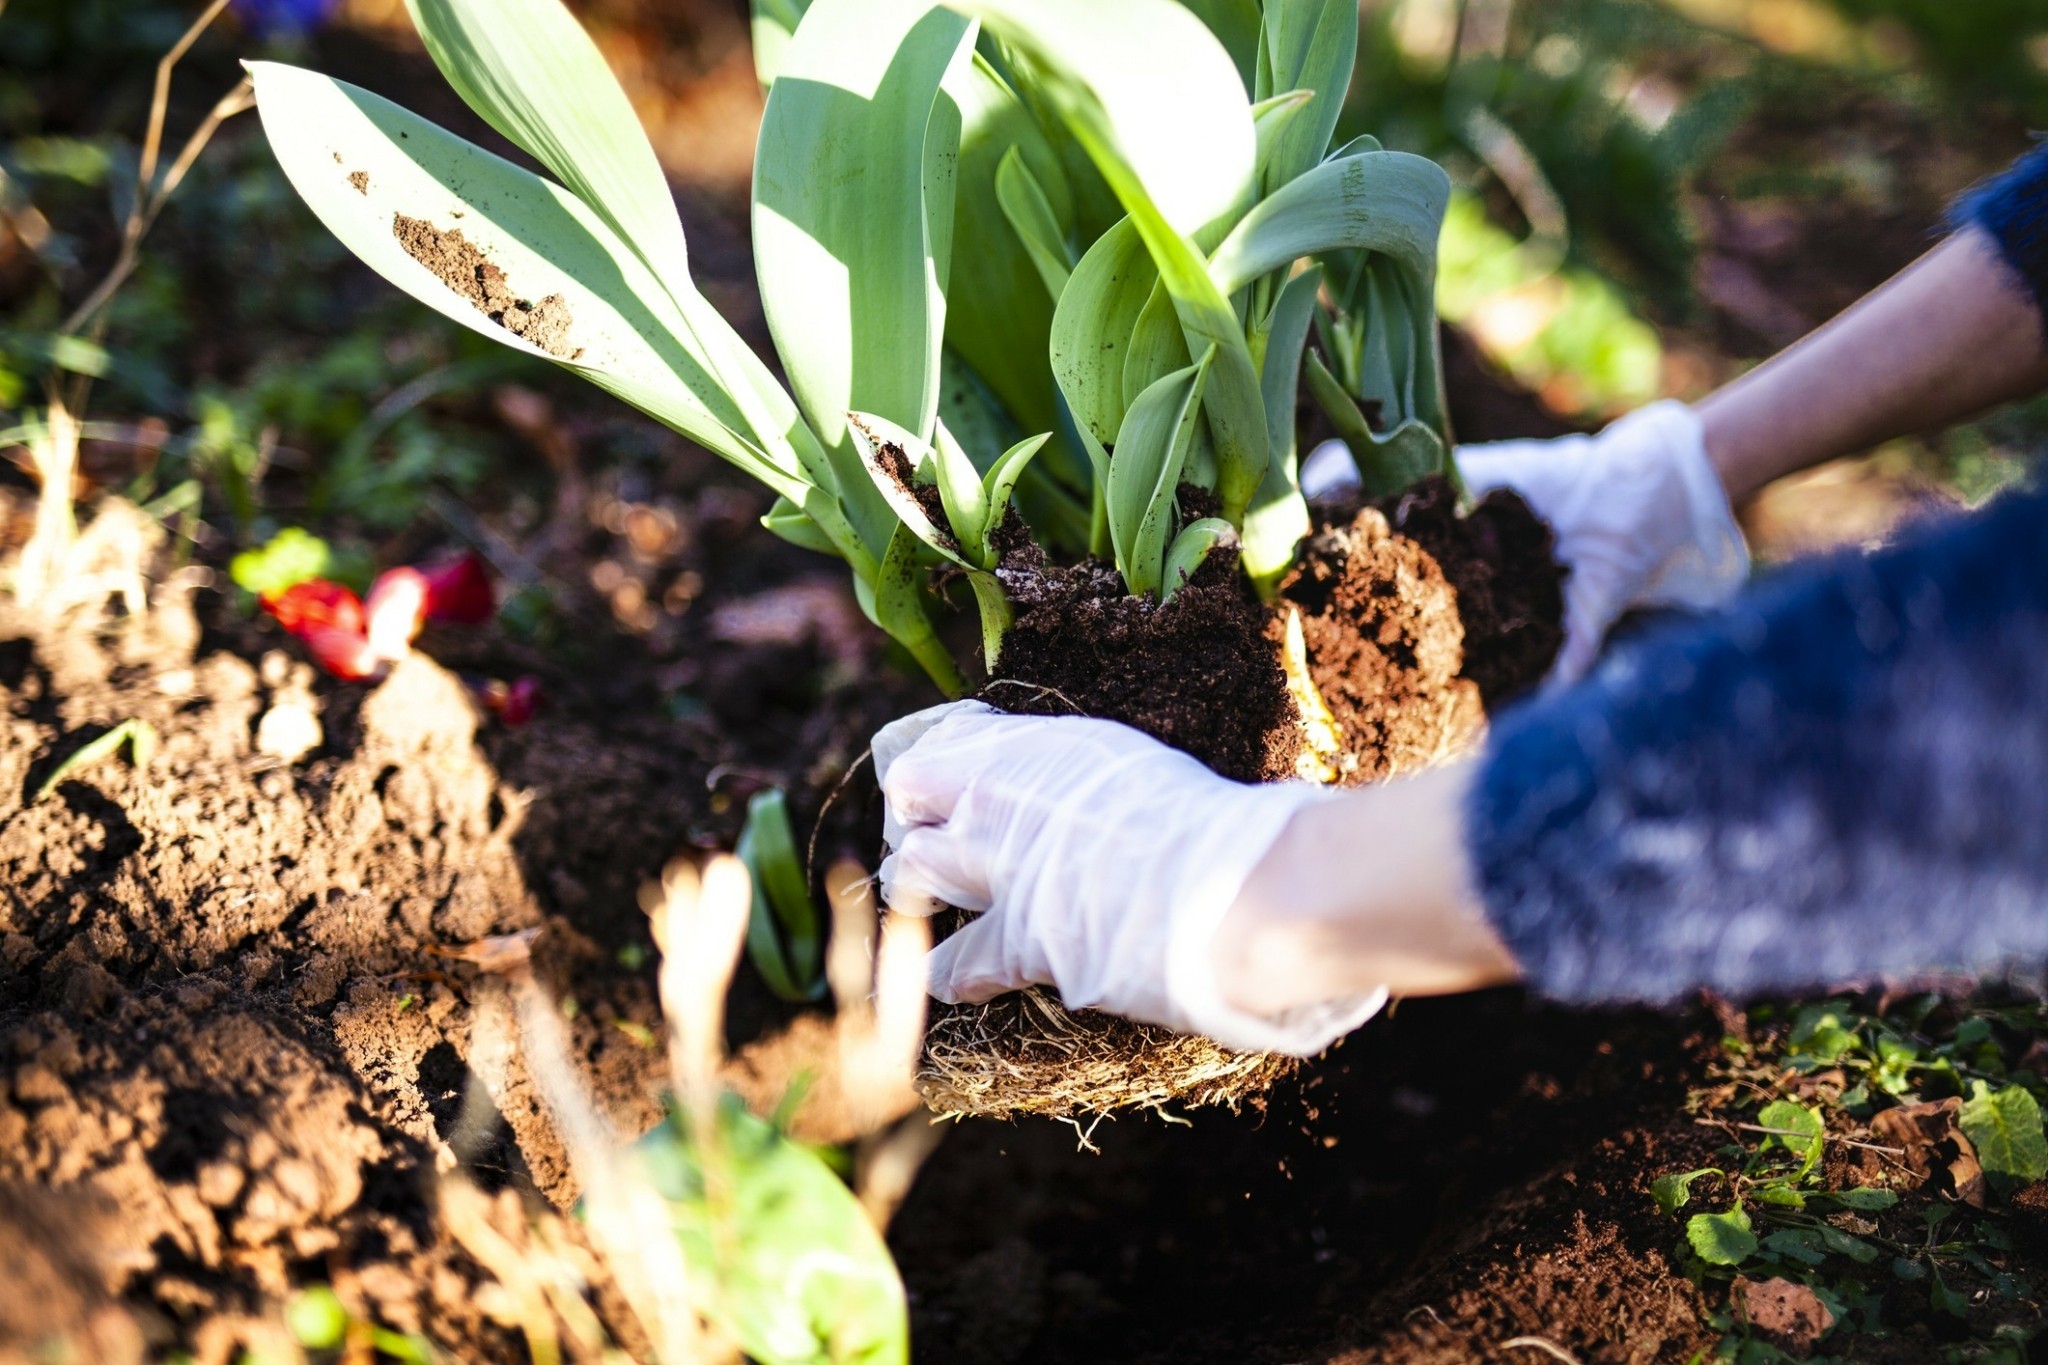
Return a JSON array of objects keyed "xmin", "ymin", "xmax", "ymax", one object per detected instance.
[
  {"xmin": 1173, "ymin": 0, "xmax": 1261, "ymax": 91},
  {"xmin": 1961, "ymin": 1080, "xmax": 2048, "ymax": 1181},
  {"xmin": 1760, "ymin": 1227, "xmax": 1827, "ymax": 1265},
  {"xmin": 1251, "ymin": 90, "xmax": 1315, "ymax": 192},
  {"xmin": 965, "ymin": 570, "xmax": 1012, "ymax": 673},
  {"xmin": 847, "ymin": 413, "xmax": 972, "ymax": 569},
  {"xmin": 286, "ymin": 1287, "xmax": 350, "ymax": 1351},
  {"xmin": 630, "ymin": 1096, "xmax": 908, "ymax": 1364},
  {"xmin": 1161, "ymin": 516, "xmax": 1234, "ymax": 603},
  {"xmin": 977, "ymin": 432, "xmax": 1052, "ymax": 556},
  {"xmin": 994, "ymin": 144, "xmax": 1073, "ymax": 300},
  {"xmin": 876, "ymin": 521, "xmax": 966, "ymax": 696},
  {"xmin": 229, "ymin": 527, "xmax": 337, "ymax": 598},
  {"xmin": 1257, "ymin": 263, "xmax": 1324, "ymax": 463},
  {"xmin": 950, "ymin": 0, "xmax": 1254, "ymax": 236},
  {"xmin": 956, "ymin": 0, "xmax": 1271, "ymax": 521},
  {"xmin": 1051, "ymin": 218, "xmax": 1158, "ymax": 447},
  {"xmin": 1211, "ymin": 150, "xmax": 1448, "ymax": 296},
  {"xmin": 1758, "ymin": 1099, "xmax": 1826, "ymax": 1181},
  {"xmin": 1106, "ymin": 348, "xmax": 1213, "ymax": 597},
  {"xmin": 1816, "ymin": 1224, "xmax": 1881, "ymax": 1265},
  {"xmin": 1686, "ymin": 1207, "xmax": 1758, "ymax": 1267},
  {"xmin": 737, "ymin": 789, "xmax": 826, "ymax": 1003},
  {"xmin": 754, "ymin": 0, "xmax": 977, "ymax": 463},
  {"xmin": 1651, "ymin": 1168, "xmax": 1720, "ymax": 1216},
  {"xmin": 1303, "ymin": 348, "xmax": 1444, "ymax": 498},
  {"xmin": 750, "ymin": 0, "xmax": 813, "ymax": 88},
  {"xmin": 36, "ymin": 719, "xmax": 159, "ymax": 803},
  {"xmin": 931, "ymin": 418, "xmax": 992, "ymax": 565},
  {"xmin": 247, "ymin": 64, "xmax": 835, "ymax": 534},
  {"xmin": 761, "ymin": 497, "xmax": 840, "ymax": 556},
  {"xmin": 1824, "ymin": 1187, "xmax": 1900, "ymax": 1212},
  {"xmin": 404, "ymin": 0, "xmax": 688, "ymax": 285},
  {"xmin": 1752, "ymin": 1184, "xmax": 1807, "ymax": 1209},
  {"xmin": 1929, "ymin": 1270, "xmax": 1973, "ymax": 1319},
  {"xmin": 1120, "ymin": 279, "xmax": 1194, "ymax": 413},
  {"xmin": 944, "ymin": 53, "xmax": 1084, "ymax": 498},
  {"xmin": 1253, "ymin": 0, "xmax": 1357, "ymax": 192}
]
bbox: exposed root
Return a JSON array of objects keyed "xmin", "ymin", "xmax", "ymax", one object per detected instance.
[{"xmin": 916, "ymin": 989, "xmax": 1297, "ymax": 1122}]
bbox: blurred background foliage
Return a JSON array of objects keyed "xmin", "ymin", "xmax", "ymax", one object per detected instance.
[{"xmin": 1, "ymin": 0, "xmax": 2044, "ymax": 599}]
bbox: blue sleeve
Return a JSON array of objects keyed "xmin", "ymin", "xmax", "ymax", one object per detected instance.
[
  {"xmin": 1951, "ymin": 141, "xmax": 2048, "ymax": 334},
  {"xmin": 1467, "ymin": 484, "xmax": 2048, "ymax": 1004}
]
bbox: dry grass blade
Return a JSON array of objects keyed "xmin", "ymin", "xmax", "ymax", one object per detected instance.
[{"xmin": 1500, "ymin": 1336, "xmax": 1584, "ymax": 1364}]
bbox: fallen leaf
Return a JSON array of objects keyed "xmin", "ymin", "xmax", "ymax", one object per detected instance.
[
  {"xmin": 1865, "ymin": 1098, "xmax": 1986, "ymax": 1208},
  {"xmin": 1736, "ymin": 1275, "xmax": 1834, "ymax": 1351}
]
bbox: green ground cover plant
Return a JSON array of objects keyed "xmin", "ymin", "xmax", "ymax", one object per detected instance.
[{"xmin": 1656, "ymin": 997, "xmax": 2048, "ymax": 1361}]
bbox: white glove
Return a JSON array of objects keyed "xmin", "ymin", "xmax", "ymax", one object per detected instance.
[
  {"xmin": 1303, "ymin": 400, "xmax": 1749, "ymax": 683},
  {"xmin": 873, "ymin": 702, "xmax": 1388, "ymax": 1056}
]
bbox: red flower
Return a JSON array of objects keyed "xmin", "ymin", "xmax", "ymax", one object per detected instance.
[
  {"xmin": 260, "ymin": 552, "xmax": 498, "ymax": 682},
  {"xmin": 261, "ymin": 579, "xmax": 365, "ymax": 639}
]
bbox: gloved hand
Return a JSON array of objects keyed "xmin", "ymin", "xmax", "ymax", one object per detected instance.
[
  {"xmin": 1302, "ymin": 400, "xmax": 1749, "ymax": 683},
  {"xmin": 873, "ymin": 701, "xmax": 1388, "ymax": 1056}
]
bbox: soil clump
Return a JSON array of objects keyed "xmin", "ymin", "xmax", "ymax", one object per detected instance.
[{"xmin": 391, "ymin": 213, "xmax": 581, "ymax": 360}]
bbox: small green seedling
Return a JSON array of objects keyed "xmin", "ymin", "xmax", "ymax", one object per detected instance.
[
  {"xmin": 736, "ymin": 787, "xmax": 826, "ymax": 1003},
  {"xmin": 35, "ymin": 718, "xmax": 159, "ymax": 802}
]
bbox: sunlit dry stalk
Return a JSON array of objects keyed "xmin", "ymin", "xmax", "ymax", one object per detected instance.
[
  {"xmin": 508, "ymin": 970, "xmax": 729, "ymax": 1364},
  {"xmin": 438, "ymin": 1176, "xmax": 564, "ymax": 1365},
  {"xmin": 14, "ymin": 393, "xmax": 79, "ymax": 604}
]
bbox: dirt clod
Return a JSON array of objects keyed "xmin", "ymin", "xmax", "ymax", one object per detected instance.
[
  {"xmin": 347, "ymin": 170, "xmax": 368, "ymax": 194},
  {"xmin": 392, "ymin": 213, "xmax": 581, "ymax": 360}
]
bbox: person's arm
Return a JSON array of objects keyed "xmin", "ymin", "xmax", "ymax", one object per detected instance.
[
  {"xmin": 1699, "ymin": 228, "xmax": 2048, "ymax": 502},
  {"xmin": 1215, "ymin": 483, "xmax": 2048, "ymax": 1015}
]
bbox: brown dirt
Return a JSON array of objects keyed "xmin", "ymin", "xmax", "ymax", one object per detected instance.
[
  {"xmin": 987, "ymin": 549, "xmax": 1300, "ymax": 785},
  {"xmin": 392, "ymin": 213, "xmax": 582, "ymax": 361}
]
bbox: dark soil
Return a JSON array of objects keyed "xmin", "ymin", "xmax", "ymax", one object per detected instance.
[
  {"xmin": 391, "ymin": 213, "xmax": 582, "ymax": 361},
  {"xmin": 988, "ymin": 550, "xmax": 1301, "ymax": 785}
]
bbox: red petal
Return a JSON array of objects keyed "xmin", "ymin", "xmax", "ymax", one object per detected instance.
[
  {"xmin": 262, "ymin": 579, "xmax": 365, "ymax": 639},
  {"xmin": 300, "ymin": 624, "xmax": 386, "ymax": 681},
  {"xmin": 365, "ymin": 568, "xmax": 428, "ymax": 661},
  {"xmin": 417, "ymin": 552, "xmax": 495, "ymax": 624},
  {"xmin": 498, "ymin": 675, "xmax": 543, "ymax": 725}
]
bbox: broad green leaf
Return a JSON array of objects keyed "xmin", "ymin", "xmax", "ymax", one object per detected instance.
[
  {"xmin": 847, "ymin": 413, "xmax": 972, "ymax": 569},
  {"xmin": 994, "ymin": 144, "xmax": 1074, "ymax": 300},
  {"xmin": 1122, "ymin": 280, "xmax": 1192, "ymax": 411},
  {"xmin": 977, "ymin": 432, "xmax": 1052, "ymax": 556},
  {"xmin": 1251, "ymin": 89, "xmax": 1314, "ymax": 191},
  {"xmin": 1651, "ymin": 1167, "xmax": 1719, "ymax": 1216},
  {"xmin": 1757, "ymin": 1099, "xmax": 1825, "ymax": 1159},
  {"xmin": 1817, "ymin": 1224, "xmax": 1881, "ymax": 1264},
  {"xmin": 247, "ymin": 64, "xmax": 823, "ymax": 514},
  {"xmin": 1961, "ymin": 1080, "xmax": 2048, "ymax": 1181},
  {"xmin": 406, "ymin": 0, "xmax": 832, "ymax": 495},
  {"xmin": 754, "ymin": 0, "xmax": 977, "ymax": 454},
  {"xmin": 1259, "ymin": 264, "xmax": 1324, "ymax": 456},
  {"xmin": 876, "ymin": 522, "xmax": 965, "ymax": 696},
  {"xmin": 1210, "ymin": 149, "xmax": 1449, "ymax": 295},
  {"xmin": 950, "ymin": 0, "xmax": 1254, "ymax": 237},
  {"xmin": 1240, "ymin": 444, "xmax": 1311, "ymax": 593},
  {"xmin": 761, "ymin": 497, "xmax": 839, "ymax": 556},
  {"xmin": 944, "ymin": 61, "xmax": 1080, "ymax": 490},
  {"xmin": 1254, "ymin": 0, "xmax": 1358, "ymax": 192},
  {"xmin": 1761, "ymin": 1227, "xmax": 1828, "ymax": 1264},
  {"xmin": 931, "ymin": 418, "xmax": 991, "ymax": 564},
  {"xmin": 737, "ymin": 788, "xmax": 827, "ymax": 1002},
  {"xmin": 405, "ymin": 0, "xmax": 685, "ymax": 282},
  {"xmin": 966, "ymin": 570, "xmax": 1011, "ymax": 672},
  {"xmin": 35, "ymin": 719, "xmax": 159, "ymax": 802},
  {"xmin": 953, "ymin": 0, "xmax": 1271, "ymax": 519},
  {"xmin": 750, "ymin": 0, "xmax": 812, "ymax": 89},
  {"xmin": 631, "ymin": 1097, "xmax": 908, "ymax": 1364},
  {"xmin": 1107, "ymin": 348, "xmax": 1213, "ymax": 597},
  {"xmin": 1824, "ymin": 1187, "xmax": 1900, "ymax": 1212},
  {"xmin": 1686, "ymin": 1207, "xmax": 1757, "ymax": 1267},
  {"xmin": 1304, "ymin": 349, "xmax": 1442, "ymax": 498},
  {"xmin": 1752, "ymin": 1184, "xmax": 1807, "ymax": 1209},
  {"xmin": 1162, "ymin": 516, "xmax": 1234, "ymax": 602},
  {"xmin": 1051, "ymin": 219, "xmax": 1157, "ymax": 445},
  {"xmin": 1174, "ymin": 0, "xmax": 1262, "ymax": 92}
]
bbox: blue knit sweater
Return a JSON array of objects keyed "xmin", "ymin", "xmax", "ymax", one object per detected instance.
[{"xmin": 1469, "ymin": 153, "xmax": 2048, "ymax": 1003}]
